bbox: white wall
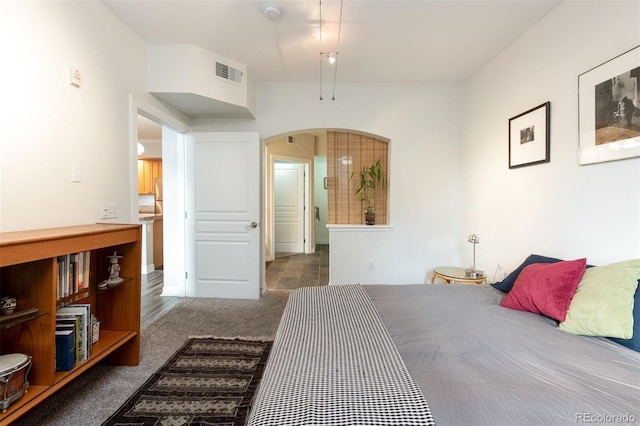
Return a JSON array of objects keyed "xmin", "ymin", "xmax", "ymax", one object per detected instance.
[
  {"xmin": 147, "ymin": 44, "xmax": 254, "ymax": 117},
  {"xmin": 6, "ymin": 1, "xmax": 634, "ymax": 287},
  {"xmin": 0, "ymin": 1, "xmax": 182, "ymax": 232},
  {"xmin": 193, "ymin": 83, "xmax": 465, "ymax": 284},
  {"xmin": 463, "ymin": 0, "xmax": 640, "ymax": 278}
]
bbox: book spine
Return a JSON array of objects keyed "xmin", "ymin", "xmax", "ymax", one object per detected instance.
[
  {"xmin": 77, "ymin": 251, "xmax": 84, "ymax": 290},
  {"xmin": 84, "ymin": 251, "xmax": 91, "ymax": 289},
  {"xmin": 55, "ymin": 330, "xmax": 76, "ymax": 371},
  {"xmin": 69, "ymin": 253, "xmax": 78, "ymax": 295},
  {"xmin": 57, "ymin": 256, "xmax": 65, "ymax": 299}
]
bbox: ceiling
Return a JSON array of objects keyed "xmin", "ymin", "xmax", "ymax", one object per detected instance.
[
  {"xmin": 137, "ymin": 115, "xmax": 162, "ymax": 140},
  {"xmin": 102, "ymin": 0, "xmax": 561, "ymax": 85}
]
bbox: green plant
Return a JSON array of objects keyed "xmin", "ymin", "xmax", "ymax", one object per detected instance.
[{"xmin": 350, "ymin": 159, "xmax": 386, "ymax": 209}]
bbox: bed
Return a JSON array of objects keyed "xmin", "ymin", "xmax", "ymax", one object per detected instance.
[{"xmin": 248, "ymin": 261, "xmax": 640, "ymax": 426}]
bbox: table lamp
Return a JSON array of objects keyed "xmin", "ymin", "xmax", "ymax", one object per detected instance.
[{"xmin": 466, "ymin": 234, "xmax": 481, "ymax": 278}]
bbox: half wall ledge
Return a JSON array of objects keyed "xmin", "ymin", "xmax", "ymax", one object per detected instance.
[{"xmin": 327, "ymin": 224, "xmax": 393, "ymax": 232}]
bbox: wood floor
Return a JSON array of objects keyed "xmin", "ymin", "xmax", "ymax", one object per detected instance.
[{"xmin": 140, "ymin": 270, "xmax": 181, "ymax": 329}]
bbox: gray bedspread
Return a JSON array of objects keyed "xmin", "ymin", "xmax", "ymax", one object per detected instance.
[{"xmin": 365, "ymin": 284, "xmax": 640, "ymax": 426}]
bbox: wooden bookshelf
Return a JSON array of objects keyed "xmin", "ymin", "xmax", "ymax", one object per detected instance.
[{"xmin": 0, "ymin": 224, "xmax": 141, "ymax": 425}]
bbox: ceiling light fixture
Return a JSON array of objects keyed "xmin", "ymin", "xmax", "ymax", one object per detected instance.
[
  {"xmin": 263, "ymin": 3, "xmax": 281, "ymax": 20},
  {"xmin": 137, "ymin": 142, "xmax": 145, "ymax": 156},
  {"xmin": 319, "ymin": 0, "xmax": 344, "ymax": 101}
]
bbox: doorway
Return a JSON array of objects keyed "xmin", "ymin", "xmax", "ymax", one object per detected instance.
[
  {"xmin": 264, "ymin": 132, "xmax": 329, "ymax": 291},
  {"xmin": 136, "ymin": 114, "xmax": 163, "ymax": 275},
  {"xmin": 264, "ymin": 132, "xmax": 328, "ymax": 262},
  {"xmin": 129, "ymin": 96, "xmax": 187, "ymax": 298},
  {"xmin": 274, "ymin": 160, "xmax": 306, "ymax": 257}
]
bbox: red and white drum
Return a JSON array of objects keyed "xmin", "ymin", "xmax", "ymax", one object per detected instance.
[{"xmin": 0, "ymin": 353, "xmax": 31, "ymax": 412}]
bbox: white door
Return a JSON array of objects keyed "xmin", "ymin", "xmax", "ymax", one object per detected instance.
[
  {"xmin": 274, "ymin": 163, "xmax": 305, "ymax": 254},
  {"xmin": 185, "ymin": 132, "xmax": 261, "ymax": 299}
]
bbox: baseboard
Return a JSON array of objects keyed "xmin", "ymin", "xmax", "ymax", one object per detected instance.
[{"xmin": 142, "ymin": 262, "xmax": 155, "ymax": 274}]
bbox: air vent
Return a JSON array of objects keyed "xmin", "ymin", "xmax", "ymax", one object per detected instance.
[{"xmin": 216, "ymin": 62, "xmax": 243, "ymax": 84}]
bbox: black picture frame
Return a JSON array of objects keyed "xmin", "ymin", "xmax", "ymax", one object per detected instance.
[
  {"xmin": 508, "ymin": 102, "xmax": 551, "ymax": 169},
  {"xmin": 578, "ymin": 46, "xmax": 640, "ymax": 165}
]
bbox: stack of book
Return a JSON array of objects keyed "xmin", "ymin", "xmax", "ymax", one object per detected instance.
[
  {"xmin": 55, "ymin": 304, "xmax": 94, "ymax": 371},
  {"xmin": 56, "ymin": 252, "xmax": 90, "ymax": 299}
]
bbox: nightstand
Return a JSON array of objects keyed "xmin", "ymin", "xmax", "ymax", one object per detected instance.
[{"xmin": 431, "ymin": 266, "xmax": 487, "ymax": 284}]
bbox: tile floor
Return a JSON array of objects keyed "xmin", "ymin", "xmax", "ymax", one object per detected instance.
[{"xmin": 266, "ymin": 244, "xmax": 330, "ymax": 291}]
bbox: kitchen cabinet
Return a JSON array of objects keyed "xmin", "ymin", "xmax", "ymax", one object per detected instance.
[
  {"xmin": 153, "ymin": 217, "xmax": 163, "ymax": 269},
  {"xmin": 137, "ymin": 159, "xmax": 162, "ymax": 194}
]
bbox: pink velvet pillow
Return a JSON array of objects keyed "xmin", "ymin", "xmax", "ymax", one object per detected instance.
[{"xmin": 500, "ymin": 258, "xmax": 587, "ymax": 322}]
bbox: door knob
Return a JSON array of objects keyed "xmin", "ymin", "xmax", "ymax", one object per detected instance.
[{"xmin": 250, "ymin": 221, "xmax": 258, "ymax": 228}]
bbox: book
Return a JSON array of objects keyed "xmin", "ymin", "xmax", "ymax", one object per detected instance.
[
  {"xmin": 83, "ymin": 251, "xmax": 91, "ymax": 289},
  {"xmin": 56, "ymin": 252, "xmax": 91, "ymax": 297},
  {"xmin": 63, "ymin": 254, "xmax": 70, "ymax": 297},
  {"xmin": 77, "ymin": 251, "xmax": 90, "ymax": 290},
  {"xmin": 69, "ymin": 253, "xmax": 78, "ymax": 294},
  {"xmin": 55, "ymin": 329, "xmax": 76, "ymax": 371},
  {"xmin": 56, "ymin": 255, "xmax": 65, "ymax": 299},
  {"xmin": 57, "ymin": 304, "xmax": 91, "ymax": 361},
  {"xmin": 56, "ymin": 317, "xmax": 80, "ymax": 363}
]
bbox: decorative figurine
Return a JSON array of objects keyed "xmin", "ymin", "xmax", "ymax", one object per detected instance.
[
  {"xmin": 1, "ymin": 296, "xmax": 17, "ymax": 315},
  {"xmin": 99, "ymin": 251, "xmax": 123, "ymax": 289}
]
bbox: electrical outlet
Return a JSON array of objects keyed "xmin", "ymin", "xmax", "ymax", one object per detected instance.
[
  {"xmin": 100, "ymin": 203, "xmax": 118, "ymax": 219},
  {"xmin": 368, "ymin": 260, "xmax": 374, "ymax": 270}
]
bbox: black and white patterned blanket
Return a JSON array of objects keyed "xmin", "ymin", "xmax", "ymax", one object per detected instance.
[{"xmin": 247, "ymin": 284, "xmax": 435, "ymax": 426}]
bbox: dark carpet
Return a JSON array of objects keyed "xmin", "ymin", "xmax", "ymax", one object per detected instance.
[{"xmin": 101, "ymin": 337, "xmax": 272, "ymax": 426}]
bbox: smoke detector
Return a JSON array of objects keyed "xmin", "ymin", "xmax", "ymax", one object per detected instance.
[{"xmin": 263, "ymin": 3, "xmax": 281, "ymax": 20}]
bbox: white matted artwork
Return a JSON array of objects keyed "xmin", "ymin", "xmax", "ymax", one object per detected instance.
[
  {"xmin": 508, "ymin": 102, "xmax": 550, "ymax": 169},
  {"xmin": 578, "ymin": 45, "xmax": 640, "ymax": 165}
]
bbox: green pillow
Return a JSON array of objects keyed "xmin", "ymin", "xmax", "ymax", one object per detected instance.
[{"xmin": 559, "ymin": 259, "xmax": 640, "ymax": 338}]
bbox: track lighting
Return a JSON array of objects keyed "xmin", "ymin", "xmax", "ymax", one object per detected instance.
[{"xmin": 319, "ymin": 0, "xmax": 344, "ymax": 101}]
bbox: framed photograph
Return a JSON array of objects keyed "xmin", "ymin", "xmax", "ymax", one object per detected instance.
[
  {"xmin": 509, "ymin": 102, "xmax": 551, "ymax": 169},
  {"xmin": 578, "ymin": 46, "xmax": 640, "ymax": 165}
]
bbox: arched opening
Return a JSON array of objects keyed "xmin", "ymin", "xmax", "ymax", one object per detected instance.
[{"xmin": 264, "ymin": 129, "xmax": 389, "ymax": 289}]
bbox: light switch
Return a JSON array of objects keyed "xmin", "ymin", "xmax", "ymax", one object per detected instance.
[{"xmin": 71, "ymin": 164, "xmax": 81, "ymax": 183}]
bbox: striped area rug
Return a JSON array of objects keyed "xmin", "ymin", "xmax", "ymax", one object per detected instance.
[{"xmin": 102, "ymin": 337, "xmax": 272, "ymax": 426}]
